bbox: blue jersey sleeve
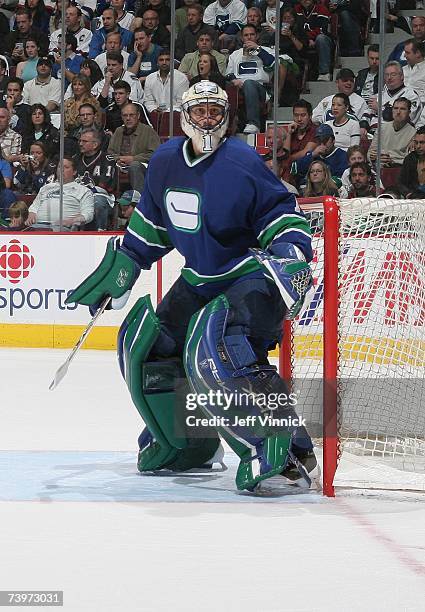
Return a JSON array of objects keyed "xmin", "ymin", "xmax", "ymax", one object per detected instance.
[
  {"xmin": 249, "ymin": 155, "xmax": 313, "ymax": 262},
  {"xmin": 122, "ymin": 162, "xmax": 174, "ymax": 269}
]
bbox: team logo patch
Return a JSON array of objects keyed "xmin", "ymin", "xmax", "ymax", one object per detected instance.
[
  {"xmin": 116, "ymin": 268, "xmax": 129, "ymax": 287},
  {"xmin": 165, "ymin": 189, "xmax": 201, "ymax": 232}
]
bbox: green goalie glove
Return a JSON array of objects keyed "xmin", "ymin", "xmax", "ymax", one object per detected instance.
[{"xmin": 65, "ymin": 236, "xmax": 141, "ymax": 312}]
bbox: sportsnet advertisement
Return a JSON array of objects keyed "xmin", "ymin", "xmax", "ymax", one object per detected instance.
[
  {"xmin": 0, "ymin": 233, "xmax": 420, "ymax": 344},
  {"xmin": 0, "ymin": 235, "xmax": 160, "ymax": 327}
]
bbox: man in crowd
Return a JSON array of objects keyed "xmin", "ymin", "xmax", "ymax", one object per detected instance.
[
  {"xmin": 403, "ymin": 40, "xmax": 425, "ymax": 98},
  {"xmin": 312, "ymin": 68, "xmax": 368, "ymax": 124},
  {"xmin": 66, "ymin": 103, "xmax": 109, "ymax": 155},
  {"xmin": 283, "ymin": 99, "xmax": 317, "ymax": 162},
  {"xmin": 361, "ymin": 61, "xmax": 422, "ymax": 134},
  {"xmin": 347, "ymin": 162, "xmax": 376, "ymax": 198},
  {"xmin": 22, "ymin": 57, "xmax": 61, "ymax": 112},
  {"xmin": 141, "ymin": 9, "xmax": 171, "ymax": 48},
  {"xmin": 144, "ymin": 49, "xmax": 189, "ymax": 113},
  {"xmin": 226, "ymin": 24, "xmax": 274, "ymax": 134},
  {"xmin": 96, "ymin": 32, "xmax": 130, "ymax": 74},
  {"xmin": 49, "ymin": 4, "xmax": 93, "ymax": 55},
  {"xmin": 0, "ymin": 107, "xmax": 22, "ymax": 163},
  {"xmin": 368, "ymin": 98, "xmax": 417, "ymax": 168},
  {"xmin": 96, "ymin": 0, "xmax": 135, "ymax": 32},
  {"xmin": 176, "ymin": 3, "xmax": 216, "ymax": 60},
  {"xmin": 1, "ymin": 8, "xmax": 49, "ymax": 63},
  {"xmin": 89, "ymin": 7, "xmax": 133, "ymax": 59},
  {"xmin": 203, "ymin": 0, "xmax": 247, "ymax": 51},
  {"xmin": 102, "ymin": 80, "xmax": 152, "ymax": 133},
  {"xmin": 179, "ymin": 31, "xmax": 226, "ymax": 80},
  {"xmin": 107, "ymin": 102, "xmax": 161, "ymax": 192},
  {"xmin": 295, "ymin": 0, "xmax": 332, "ymax": 81},
  {"xmin": 291, "ymin": 123, "xmax": 348, "ymax": 186},
  {"xmin": 0, "ymin": 78, "xmax": 32, "ymax": 136},
  {"xmin": 52, "ymin": 33, "xmax": 85, "ymax": 89},
  {"xmin": 93, "ymin": 51, "xmax": 144, "ymax": 105},
  {"xmin": 354, "ymin": 44, "xmax": 379, "ymax": 102},
  {"xmin": 398, "ymin": 126, "xmax": 425, "ymax": 197},
  {"xmin": 388, "ymin": 16, "xmax": 425, "ymax": 66},
  {"xmin": 128, "ymin": 27, "xmax": 163, "ymax": 85},
  {"xmin": 75, "ymin": 128, "xmax": 117, "ymax": 231}
]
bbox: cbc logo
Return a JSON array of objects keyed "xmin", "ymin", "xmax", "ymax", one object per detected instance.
[{"xmin": 0, "ymin": 239, "xmax": 35, "ymax": 284}]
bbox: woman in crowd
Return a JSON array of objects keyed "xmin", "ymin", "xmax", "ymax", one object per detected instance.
[
  {"xmin": 325, "ymin": 93, "xmax": 361, "ymax": 151},
  {"xmin": 25, "ymin": 0, "xmax": 50, "ymax": 34},
  {"xmin": 64, "ymin": 75, "xmax": 100, "ymax": 135},
  {"xmin": 79, "ymin": 59, "xmax": 103, "ymax": 88},
  {"xmin": 189, "ymin": 53, "xmax": 226, "ymax": 90},
  {"xmin": 16, "ymin": 38, "xmax": 41, "ymax": 83},
  {"xmin": 21, "ymin": 104, "xmax": 60, "ymax": 158},
  {"xmin": 14, "ymin": 142, "xmax": 56, "ymax": 194},
  {"xmin": 302, "ymin": 160, "xmax": 340, "ymax": 198}
]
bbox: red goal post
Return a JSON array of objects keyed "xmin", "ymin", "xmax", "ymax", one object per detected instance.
[{"xmin": 281, "ymin": 196, "xmax": 425, "ymax": 497}]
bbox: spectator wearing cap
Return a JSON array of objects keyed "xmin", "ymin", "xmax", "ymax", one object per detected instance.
[
  {"xmin": 312, "ymin": 69, "xmax": 368, "ymax": 125},
  {"xmin": 52, "ymin": 33, "xmax": 85, "ymax": 90},
  {"xmin": 49, "ymin": 4, "xmax": 93, "ymax": 56},
  {"xmin": 295, "ymin": 0, "xmax": 333, "ymax": 82},
  {"xmin": 117, "ymin": 189, "xmax": 141, "ymax": 227},
  {"xmin": 22, "ymin": 57, "xmax": 61, "ymax": 112},
  {"xmin": 89, "ymin": 7, "xmax": 133, "ymax": 60},
  {"xmin": 368, "ymin": 97, "xmax": 416, "ymax": 168},
  {"xmin": 354, "ymin": 44, "xmax": 379, "ymax": 102},
  {"xmin": 361, "ymin": 61, "xmax": 422, "ymax": 134},
  {"xmin": 403, "ymin": 40, "xmax": 425, "ymax": 98},
  {"xmin": 291, "ymin": 123, "xmax": 348, "ymax": 188}
]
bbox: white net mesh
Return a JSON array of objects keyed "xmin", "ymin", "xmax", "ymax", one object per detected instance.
[{"xmin": 291, "ymin": 198, "xmax": 425, "ymax": 490}]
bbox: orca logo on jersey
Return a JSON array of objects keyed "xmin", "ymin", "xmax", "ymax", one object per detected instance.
[
  {"xmin": 116, "ymin": 268, "xmax": 129, "ymax": 287},
  {"xmin": 165, "ymin": 189, "xmax": 201, "ymax": 232}
]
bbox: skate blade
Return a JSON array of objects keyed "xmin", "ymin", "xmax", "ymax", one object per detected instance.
[
  {"xmin": 282, "ymin": 464, "xmax": 322, "ymax": 491},
  {"xmin": 142, "ymin": 462, "xmax": 228, "ymax": 477}
]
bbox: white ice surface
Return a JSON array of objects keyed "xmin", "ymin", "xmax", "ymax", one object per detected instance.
[{"xmin": 1, "ymin": 348, "xmax": 424, "ymax": 611}]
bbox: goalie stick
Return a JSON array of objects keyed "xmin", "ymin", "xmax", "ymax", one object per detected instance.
[{"xmin": 49, "ymin": 296, "xmax": 111, "ymax": 391}]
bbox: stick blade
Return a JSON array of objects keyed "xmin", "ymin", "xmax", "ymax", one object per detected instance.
[{"xmin": 49, "ymin": 361, "xmax": 69, "ymax": 391}]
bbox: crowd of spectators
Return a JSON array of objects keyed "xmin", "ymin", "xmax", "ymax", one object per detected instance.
[{"xmin": 0, "ymin": 1, "xmax": 424, "ymax": 234}]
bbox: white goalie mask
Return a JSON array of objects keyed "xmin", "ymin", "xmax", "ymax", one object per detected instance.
[{"xmin": 181, "ymin": 81, "xmax": 229, "ymax": 154}]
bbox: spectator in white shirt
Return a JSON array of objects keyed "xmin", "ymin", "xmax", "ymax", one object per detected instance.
[
  {"xmin": 144, "ymin": 49, "xmax": 189, "ymax": 113},
  {"xmin": 403, "ymin": 39, "xmax": 425, "ymax": 97},
  {"xmin": 312, "ymin": 69, "xmax": 368, "ymax": 125},
  {"xmin": 325, "ymin": 93, "xmax": 360, "ymax": 151},
  {"xmin": 95, "ymin": 32, "xmax": 130, "ymax": 74},
  {"xmin": 368, "ymin": 97, "xmax": 417, "ymax": 167},
  {"xmin": 49, "ymin": 4, "xmax": 92, "ymax": 55},
  {"xmin": 22, "ymin": 57, "xmax": 61, "ymax": 112},
  {"xmin": 92, "ymin": 50, "xmax": 144, "ymax": 105}
]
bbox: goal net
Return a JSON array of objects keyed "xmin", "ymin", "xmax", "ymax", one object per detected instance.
[{"xmin": 282, "ymin": 197, "xmax": 425, "ymax": 495}]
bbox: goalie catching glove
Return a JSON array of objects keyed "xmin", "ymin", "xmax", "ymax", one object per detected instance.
[
  {"xmin": 250, "ymin": 243, "xmax": 313, "ymax": 320},
  {"xmin": 65, "ymin": 236, "xmax": 140, "ymax": 312}
]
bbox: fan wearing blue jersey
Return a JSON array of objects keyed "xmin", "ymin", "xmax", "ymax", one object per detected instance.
[{"xmin": 66, "ymin": 80, "xmax": 319, "ymax": 494}]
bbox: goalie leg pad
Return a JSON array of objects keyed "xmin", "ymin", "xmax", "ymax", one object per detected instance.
[
  {"xmin": 184, "ymin": 295, "xmax": 296, "ymax": 489},
  {"xmin": 118, "ymin": 295, "xmax": 220, "ymax": 472}
]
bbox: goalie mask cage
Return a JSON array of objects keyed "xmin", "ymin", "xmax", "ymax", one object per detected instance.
[{"xmin": 280, "ymin": 197, "xmax": 425, "ymax": 497}]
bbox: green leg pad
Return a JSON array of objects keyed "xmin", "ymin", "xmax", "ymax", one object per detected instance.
[
  {"xmin": 235, "ymin": 432, "xmax": 292, "ymax": 491},
  {"xmin": 138, "ymin": 437, "xmax": 221, "ymax": 472}
]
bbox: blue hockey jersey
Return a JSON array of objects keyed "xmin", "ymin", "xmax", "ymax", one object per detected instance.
[{"xmin": 122, "ymin": 137, "xmax": 312, "ymax": 294}]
